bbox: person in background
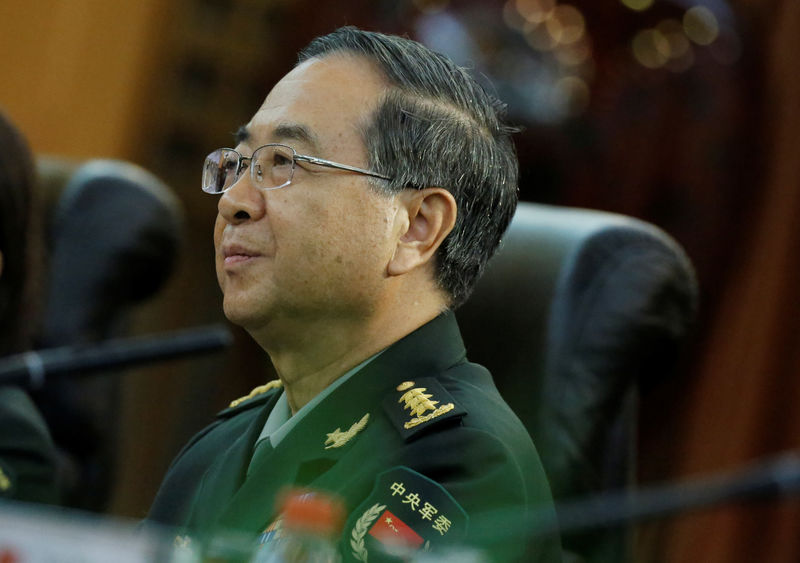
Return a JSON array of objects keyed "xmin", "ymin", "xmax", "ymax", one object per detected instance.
[
  {"xmin": 0, "ymin": 110, "xmax": 60, "ymax": 504},
  {"xmin": 149, "ymin": 27, "xmax": 560, "ymax": 562}
]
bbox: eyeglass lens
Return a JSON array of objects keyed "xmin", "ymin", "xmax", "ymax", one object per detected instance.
[{"xmin": 202, "ymin": 145, "xmax": 296, "ymax": 193}]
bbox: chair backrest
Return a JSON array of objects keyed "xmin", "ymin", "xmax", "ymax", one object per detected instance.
[
  {"xmin": 456, "ymin": 202, "xmax": 697, "ymax": 562},
  {"xmin": 37, "ymin": 158, "xmax": 183, "ymax": 346},
  {"xmin": 32, "ymin": 158, "xmax": 183, "ymax": 510}
]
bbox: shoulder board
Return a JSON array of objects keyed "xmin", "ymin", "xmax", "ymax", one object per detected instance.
[
  {"xmin": 383, "ymin": 377, "xmax": 466, "ymax": 442},
  {"xmin": 218, "ymin": 380, "xmax": 283, "ymax": 416},
  {"xmin": 345, "ymin": 466, "xmax": 468, "ymax": 561}
]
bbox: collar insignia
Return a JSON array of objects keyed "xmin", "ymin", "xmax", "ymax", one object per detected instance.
[
  {"xmin": 228, "ymin": 379, "xmax": 283, "ymax": 408},
  {"xmin": 325, "ymin": 413, "xmax": 370, "ymax": 449}
]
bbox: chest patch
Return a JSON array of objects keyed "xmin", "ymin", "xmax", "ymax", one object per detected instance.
[{"xmin": 347, "ymin": 466, "xmax": 468, "ymax": 561}]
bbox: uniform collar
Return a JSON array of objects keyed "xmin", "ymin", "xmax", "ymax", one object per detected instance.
[
  {"xmin": 214, "ymin": 311, "xmax": 467, "ymax": 532},
  {"xmin": 268, "ymin": 309, "xmax": 466, "ymax": 451},
  {"xmin": 258, "ymin": 351, "xmax": 383, "ymax": 449}
]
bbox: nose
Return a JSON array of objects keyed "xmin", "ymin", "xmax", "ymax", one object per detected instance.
[{"xmin": 217, "ymin": 170, "xmax": 266, "ymax": 224}]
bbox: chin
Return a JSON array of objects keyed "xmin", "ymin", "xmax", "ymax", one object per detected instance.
[
  {"xmin": 223, "ymin": 299, "xmax": 271, "ymax": 332},
  {"xmin": 222, "ymin": 299, "xmax": 252, "ymax": 326}
]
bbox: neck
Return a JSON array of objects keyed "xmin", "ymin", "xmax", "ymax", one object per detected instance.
[{"xmin": 249, "ymin": 292, "xmax": 448, "ymax": 414}]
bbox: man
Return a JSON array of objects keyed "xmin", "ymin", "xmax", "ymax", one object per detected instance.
[{"xmin": 149, "ymin": 27, "xmax": 560, "ymax": 562}]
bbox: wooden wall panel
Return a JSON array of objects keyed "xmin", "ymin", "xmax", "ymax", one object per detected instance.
[
  {"xmin": 661, "ymin": 1, "xmax": 800, "ymax": 560},
  {"xmin": 0, "ymin": 0, "xmax": 167, "ymax": 159}
]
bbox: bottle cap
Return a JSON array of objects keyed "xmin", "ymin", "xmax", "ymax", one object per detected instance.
[{"xmin": 278, "ymin": 488, "xmax": 345, "ymax": 538}]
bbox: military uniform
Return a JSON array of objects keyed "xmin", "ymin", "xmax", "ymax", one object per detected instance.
[
  {"xmin": 148, "ymin": 312, "xmax": 560, "ymax": 561},
  {"xmin": 0, "ymin": 386, "xmax": 59, "ymax": 504}
]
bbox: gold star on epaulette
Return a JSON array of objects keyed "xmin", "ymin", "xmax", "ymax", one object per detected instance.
[
  {"xmin": 325, "ymin": 413, "xmax": 370, "ymax": 449},
  {"xmin": 229, "ymin": 380, "xmax": 283, "ymax": 408}
]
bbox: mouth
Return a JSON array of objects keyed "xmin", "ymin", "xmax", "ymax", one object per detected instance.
[{"xmin": 222, "ymin": 244, "xmax": 262, "ymax": 266}]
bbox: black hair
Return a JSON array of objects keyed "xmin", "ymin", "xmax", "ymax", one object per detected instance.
[
  {"xmin": 0, "ymin": 111, "xmax": 40, "ymax": 355},
  {"xmin": 298, "ymin": 27, "xmax": 519, "ymax": 308}
]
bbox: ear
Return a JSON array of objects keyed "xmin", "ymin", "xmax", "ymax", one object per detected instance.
[{"xmin": 388, "ymin": 188, "xmax": 457, "ymax": 276}]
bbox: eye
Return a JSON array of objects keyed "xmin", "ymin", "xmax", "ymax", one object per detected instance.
[
  {"xmin": 221, "ymin": 152, "xmax": 238, "ymax": 171},
  {"xmin": 272, "ymin": 150, "xmax": 293, "ymax": 168}
]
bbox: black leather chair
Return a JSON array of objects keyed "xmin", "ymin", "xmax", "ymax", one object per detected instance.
[
  {"xmin": 33, "ymin": 158, "xmax": 183, "ymax": 510},
  {"xmin": 457, "ymin": 202, "xmax": 698, "ymax": 563},
  {"xmin": 36, "ymin": 158, "xmax": 183, "ymax": 346}
]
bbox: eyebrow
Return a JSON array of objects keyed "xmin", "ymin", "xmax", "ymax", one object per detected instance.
[
  {"xmin": 234, "ymin": 125, "xmax": 250, "ymax": 145},
  {"xmin": 233, "ymin": 123, "xmax": 320, "ymax": 153}
]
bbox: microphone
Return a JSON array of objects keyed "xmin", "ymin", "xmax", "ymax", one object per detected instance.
[{"xmin": 0, "ymin": 324, "xmax": 233, "ymax": 388}]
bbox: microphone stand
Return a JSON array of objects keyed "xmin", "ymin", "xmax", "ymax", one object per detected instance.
[
  {"xmin": 526, "ymin": 452, "xmax": 800, "ymax": 537},
  {"xmin": 0, "ymin": 325, "xmax": 232, "ymax": 388}
]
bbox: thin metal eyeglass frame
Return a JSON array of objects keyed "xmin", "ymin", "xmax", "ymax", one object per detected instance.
[{"xmin": 203, "ymin": 143, "xmax": 393, "ymax": 194}]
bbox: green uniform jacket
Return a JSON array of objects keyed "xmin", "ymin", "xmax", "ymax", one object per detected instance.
[
  {"xmin": 148, "ymin": 312, "xmax": 561, "ymax": 561},
  {"xmin": 0, "ymin": 386, "xmax": 59, "ymax": 504}
]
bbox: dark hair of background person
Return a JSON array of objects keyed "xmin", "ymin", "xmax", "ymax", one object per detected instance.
[
  {"xmin": 0, "ymin": 111, "xmax": 58, "ymax": 506},
  {"xmin": 0, "ymin": 110, "xmax": 41, "ymax": 356},
  {"xmin": 298, "ymin": 26, "xmax": 520, "ymax": 308}
]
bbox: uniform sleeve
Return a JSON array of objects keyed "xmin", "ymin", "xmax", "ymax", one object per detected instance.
[
  {"xmin": 404, "ymin": 425, "xmax": 561, "ymax": 562},
  {"xmin": 341, "ymin": 422, "xmax": 561, "ymax": 563},
  {"xmin": 0, "ymin": 386, "xmax": 60, "ymax": 504}
]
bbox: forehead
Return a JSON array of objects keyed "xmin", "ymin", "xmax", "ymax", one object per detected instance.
[{"xmin": 241, "ymin": 54, "xmax": 387, "ymax": 154}]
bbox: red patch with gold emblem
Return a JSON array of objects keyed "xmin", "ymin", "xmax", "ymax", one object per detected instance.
[{"xmin": 368, "ymin": 509, "xmax": 425, "ymax": 550}]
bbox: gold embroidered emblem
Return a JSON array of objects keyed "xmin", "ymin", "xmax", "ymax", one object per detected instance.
[
  {"xmin": 351, "ymin": 502, "xmax": 386, "ymax": 562},
  {"xmin": 398, "ymin": 386, "xmax": 455, "ymax": 429},
  {"xmin": 325, "ymin": 413, "xmax": 370, "ymax": 449},
  {"xmin": 0, "ymin": 467, "xmax": 10, "ymax": 492},
  {"xmin": 396, "ymin": 381, "xmax": 415, "ymax": 392},
  {"xmin": 229, "ymin": 380, "xmax": 283, "ymax": 408}
]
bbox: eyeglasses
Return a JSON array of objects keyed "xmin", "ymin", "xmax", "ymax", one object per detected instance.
[{"xmin": 202, "ymin": 143, "xmax": 392, "ymax": 194}]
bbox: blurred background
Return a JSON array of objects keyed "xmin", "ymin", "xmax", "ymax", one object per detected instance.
[{"xmin": 1, "ymin": 0, "xmax": 798, "ymax": 561}]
